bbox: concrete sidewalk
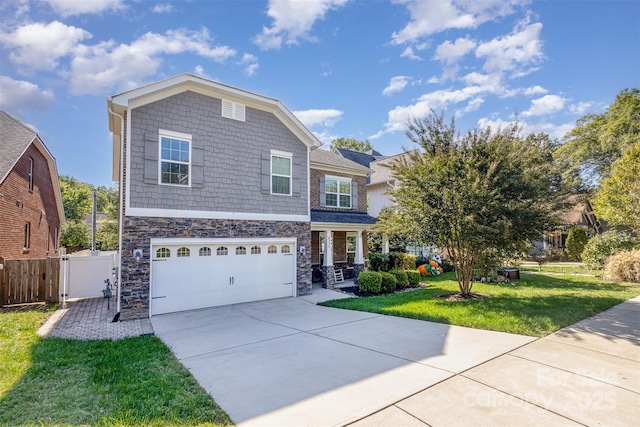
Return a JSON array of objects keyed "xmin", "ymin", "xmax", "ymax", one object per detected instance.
[{"xmin": 354, "ymin": 295, "xmax": 640, "ymax": 427}]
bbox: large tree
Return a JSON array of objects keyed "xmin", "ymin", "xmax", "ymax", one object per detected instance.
[
  {"xmin": 555, "ymin": 88, "xmax": 640, "ymax": 188},
  {"xmin": 593, "ymin": 142, "xmax": 640, "ymax": 234},
  {"xmin": 329, "ymin": 137, "xmax": 373, "ymax": 153},
  {"xmin": 377, "ymin": 112, "xmax": 567, "ymax": 296}
]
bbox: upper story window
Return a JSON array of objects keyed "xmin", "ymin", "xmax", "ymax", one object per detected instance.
[
  {"xmin": 23, "ymin": 222, "xmax": 30, "ymax": 249},
  {"xmin": 325, "ymin": 177, "xmax": 351, "ymax": 208},
  {"xmin": 160, "ymin": 130, "xmax": 191, "ymax": 186},
  {"xmin": 28, "ymin": 157, "xmax": 34, "ymax": 191},
  {"xmin": 271, "ymin": 150, "xmax": 292, "ymax": 195}
]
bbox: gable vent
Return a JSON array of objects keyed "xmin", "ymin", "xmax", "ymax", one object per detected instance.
[{"xmin": 221, "ymin": 99, "xmax": 246, "ymax": 122}]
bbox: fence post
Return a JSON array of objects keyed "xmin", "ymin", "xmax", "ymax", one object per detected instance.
[{"xmin": 0, "ymin": 256, "xmax": 4, "ymax": 307}]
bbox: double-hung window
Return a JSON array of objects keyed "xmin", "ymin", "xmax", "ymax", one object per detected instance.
[
  {"xmin": 160, "ymin": 130, "xmax": 191, "ymax": 186},
  {"xmin": 325, "ymin": 176, "xmax": 351, "ymax": 208},
  {"xmin": 271, "ymin": 150, "xmax": 292, "ymax": 195}
]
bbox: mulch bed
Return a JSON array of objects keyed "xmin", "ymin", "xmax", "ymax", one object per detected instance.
[
  {"xmin": 432, "ymin": 293, "xmax": 490, "ymax": 302},
  {"xmin": 335, "ymin": 284, "xmax": 427, "ymax": 298}
]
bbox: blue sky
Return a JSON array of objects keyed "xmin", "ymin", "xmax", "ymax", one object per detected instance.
[{"xmin": 1, "ymin": 0, "xmax": 638, "ymax": 187}]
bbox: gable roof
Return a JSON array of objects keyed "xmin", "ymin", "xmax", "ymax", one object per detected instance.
[
  {"xmin": 107, "ymin": 73, "xmax": 322, "ymax": 149},
  {"xmin": 0, "ymin": 110, "xmax": 65, "ymax": 222},
  {"xmin": 0, "ymin": 110, "xmax": 39, "ymax": 182},
  {"xmin": 368, "ymin": 150, "xmax": 418, "ymax": 186},
  {"xmin": 309, "ymin": 149, "xmax": 370, "ymax": 177},
  {"xmin": 334, "ymin": 148, "xmax": 385, "ymax": 168}
]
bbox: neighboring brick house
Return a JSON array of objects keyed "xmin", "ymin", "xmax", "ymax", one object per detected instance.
[
  {"xmin": 309, "ymin": 149, "xmax": 377, "ymax": 288},
  {"xmin": 107, "ymin": 74, "xmax": 322, "ymax": 319},
  {"xmin": 0, "ymin": 111, "xmax": 64, "ymax": 259}
]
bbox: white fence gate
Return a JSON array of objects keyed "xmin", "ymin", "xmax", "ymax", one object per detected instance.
[{"xmin": 60, "ymin": 252, "xmax": 118, "ymax": 299}]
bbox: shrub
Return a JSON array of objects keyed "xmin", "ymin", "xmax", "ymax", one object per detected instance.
[
  {"xmin": 368, "ymin": 252, "xmax": 390, "ymax": 272},
  {"xmin": 582, "ymin": 230, "xmax": 639, "ymax": 269},
  {"xmin": 439, "ymin": 257, "xmax": 455, "ymax": 272},
  {"xmin": 397, "ymin": 253, "xmax": 416, "ymax": 270},
  {"xmin": 379, "ymin": 272, "xmax": 398, "ymax": 293},
  {"xmin": 605, "ymin": 249, "xmax": 640, "ymax": 283},
  {"xmin": 389, "ymin": 269, "xmax": 408, "ymax": 288},
  {"xmin": 565, "ymin": 227, "xmax": 589, "ymax": 261},
  {"xmin": 405, "ymin": 270, "xmax": 421, "ymax": 287},
  {"xmin": 357, "ymin": 271, "xmax": 382, "ymax": 294}
]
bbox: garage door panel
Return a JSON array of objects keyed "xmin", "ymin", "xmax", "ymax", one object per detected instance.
[{"xmin": 151, "ymin": 240, "xmax": 296, "ymax": 315}]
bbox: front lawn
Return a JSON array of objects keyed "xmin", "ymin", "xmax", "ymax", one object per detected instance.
[
  {"xmin": 0, "ymin": 306, "xmax": 232, "ymax": 427},
  {"xmin": 320, "ymin": 272, "xmax": 640, "ymax": 337}
]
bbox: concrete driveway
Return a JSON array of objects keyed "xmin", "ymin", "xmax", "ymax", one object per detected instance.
[
  {"xmin": 152, "ymin": 290, "xmax": 534, "ymax": 426},
  {"xmin": 153, "ymin": 291, "xmax": 640, "ymax": 426}
]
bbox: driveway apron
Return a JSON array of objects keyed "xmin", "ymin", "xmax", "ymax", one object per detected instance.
[{"xmin": 152, "ymin": 296, "xmax": 533, "ymax": 426}]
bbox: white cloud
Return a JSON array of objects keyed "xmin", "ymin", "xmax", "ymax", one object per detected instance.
[
  {"xmin": 400, "ymin": 46, "xmax": 422, "ymax": 60},
  {"xmin": 152, "ymin": 3, "xmax": 173, "ymax": 14},
  {"xmin": 43, "ymin": 0, "xmax": 124, "ymax": 17},
  {"xmin": 391, "ymin": 0, "xmax": 525, "ymax": 45},
  {"xmin": 434, "ymin": 37, "xmax": 476, "ymax": 65},
  {"xmin": 0, "ymin": 76, "xmax": 55, "ymax": 113},
  {"xmin": 459, "ymin": 97, "xmax": 484, "ymax": 114},
  {"xmin": 569, "ymin": 101, "xmax": 593, "ymax": 115},
  {"xmin": 239, "ymin": 53, "xmax": 259, "ymax": 76},
  {"xmin": 69, "ymin": 29, "xmax": 236, "ymax": 95},
  {"xmin": 383, "ymin": 76, "xmax": 411, "ymax": 96},
  {"xmin": 522, "ymin": 94, "xmax": 565, "ymax": 117},
  {"xmin": 0, "ymin": 21, "xmax": 91, "ymax": 72},
  {"xmin": 475, "ymin": 20, "xmax": 544, "ymax": 76},
  {"xmin": 523, "ymin": 85, "xmax": 547, "ymax": 96},
  {"xmin": 294, "ymin": 109, "xmax": 343, "ymax": 127},
  {"xmin": 254, "ymin": 0, "xmax": 349, "ymax": 50}
]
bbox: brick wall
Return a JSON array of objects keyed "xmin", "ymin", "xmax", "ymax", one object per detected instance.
[
  {"xmin": 119, "ymin": 216, "xmax": 311, "ymax": 320},
  {"xmin": 0, "ymin": 144, "xmax": 61, "ymax": 259},
  {"xmin": 310, "ymin": 168, "xmax": 368, "ymax": 211}
]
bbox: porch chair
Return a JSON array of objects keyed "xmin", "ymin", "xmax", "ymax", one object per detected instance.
[{"xmin": 334, "ymin": 269, "xmax": 345, "ymax": 283}]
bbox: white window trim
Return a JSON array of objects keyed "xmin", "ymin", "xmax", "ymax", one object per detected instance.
[
  {"xmin": 270, "ymin": 149, "xmax": 292, "ymax": 196},
  {"xmin": 158, "ymin": 129, "xmax": 192, "ymax": 187},
  {"xmin": 325, "ymin": 175, "xmax": 352, "ymax": 209},
  {"xmin": 28, "ymin": 157, "xmax": 33, "ymax": 191}
]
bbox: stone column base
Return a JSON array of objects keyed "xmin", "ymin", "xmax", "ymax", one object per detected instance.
[
  {"xmin": 353, "ymin": 264, "xmax": 366, "ymax": 284},
  {"xmin": 322, "ymin": 265, "xmax": 336, "ymax": 289}
]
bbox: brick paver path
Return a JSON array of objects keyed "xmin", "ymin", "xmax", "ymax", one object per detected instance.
[{"xmin": 37, "ymin": 297, "xmax": 153, "ymax": 340}]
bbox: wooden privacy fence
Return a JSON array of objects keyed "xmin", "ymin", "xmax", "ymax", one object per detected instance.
[{"xmin": 0, "ymin": 257, "xmax": 60, "ymax": 306}]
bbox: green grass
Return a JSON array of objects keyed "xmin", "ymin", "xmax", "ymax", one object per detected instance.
[
  {"xmin": 0, "ymin": 306, "xmax": 233, "ymax": 427},
  {"xmin": 518, "ymin": 261, "xmax": 603, "ymax": 275},
  {"xmin": 321, "ymin": 272, "xmax": 640, "ymax": 337}
]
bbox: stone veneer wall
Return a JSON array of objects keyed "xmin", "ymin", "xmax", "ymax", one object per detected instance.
[{"xmin": 119, "ymin": 216, "xmax": 311, "ymax": 320}]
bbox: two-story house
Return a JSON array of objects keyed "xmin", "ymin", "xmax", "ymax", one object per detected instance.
[
  {"xmin": 107, "ymin": 74, "xmax": 322, "ymax": 320},
  {"xmin": 0, "ymin": 111, "xmax": 64, "ymax": 260},
  {"xmin": 309, "ymin": 149, "xmax": 377, "ymax": 288}
]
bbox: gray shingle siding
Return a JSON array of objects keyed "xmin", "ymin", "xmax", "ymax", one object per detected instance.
[{"xmin": 128, "ymin": 90, "xmax": 308, "ymax": 215}]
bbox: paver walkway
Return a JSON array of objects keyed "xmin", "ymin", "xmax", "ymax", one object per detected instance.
[{"xmin": 37, "ymin": 297, "xmax": 153, "ymax": 340}]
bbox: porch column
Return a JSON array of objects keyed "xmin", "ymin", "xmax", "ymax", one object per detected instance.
[
  {"xmin": 321, "ymin": 230, "xmax": 336, "ymax": 289},
  {"xmin": 354, "ymin": 230, "xmax": 366, "ymax": 282},
  {"xmin": 382, "ymin": 233, "xmax": 390, "ymax": 254}
]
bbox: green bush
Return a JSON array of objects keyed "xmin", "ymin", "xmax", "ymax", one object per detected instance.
[
  {"xmin": 379, "ymin": 271, "xmax": 398, "ymax": 293},
  {"xmin": 368, "ymin": 252, "xmax": 390, "ymax": 272},
  {"xmin": 396, "ymin": 253, "xmax": 416, "ymax": 270},
  {"xmin": 582, "ymin": 230, "xmax": 639, "ymax": 269},
  {"xmin": 357, "ymin": 271, "xmax": 382, "ymax": 294},
  {"xmin": 405, "ymin": 270, "xmax": 421, "ymax": 287},
  {"xmin": 389, "ymin": 269, "xmax": 408, "ymax": 288},
  {"xmin": 605, "ymin": 249, "xmax": 640, "ymax": 283},
  {"xmin": 565, "ymin": 227, "xmax": 589, "ymax": 261},
  {"xmin": 439, "ymin": 257, "xmax": 455, "ymax": 272}
]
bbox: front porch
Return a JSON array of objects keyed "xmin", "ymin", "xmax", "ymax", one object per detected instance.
[{"xmin": 311, "ymin": 229, "xmax": 368, "ymax": 289}]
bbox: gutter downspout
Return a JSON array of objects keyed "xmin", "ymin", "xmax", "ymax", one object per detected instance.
[{"xmin": 108, "ymin": 107, "xmax": 125, "ymax": 315}]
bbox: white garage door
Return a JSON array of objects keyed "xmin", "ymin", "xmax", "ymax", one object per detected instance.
[{"xmin": 150, "ymin": 238, "xmax": 296, "ymax": 316}]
